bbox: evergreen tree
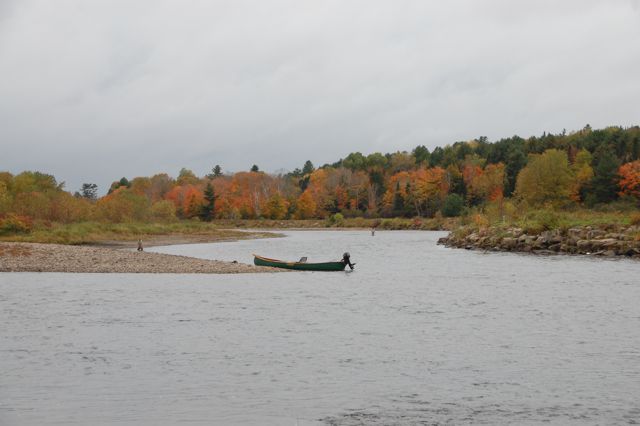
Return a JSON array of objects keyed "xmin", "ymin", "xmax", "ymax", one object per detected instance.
[
  {"xmin": 392, "ymin": 182, "xmax": 404, "ymax": 217},
  {"xmin": 413, "ymin": 145, "xmax": 430, "ymax": 165},
  {"xmin": 207, "ymin": 165, "xmax": 223, "ymax": 179},
  {"xmin": 504, "ymin": 146, "xmax": 527, "ymax": 196},
  {"xmin": 288, "ymin": 168, "xmax": 303, "ymax": 178},
  {"xmin": 79, "ymin": 183, "xmax": 98, "ymax": 200},
  {"xmin": 108, "ymin": 177, "xmax": 130, "ymax": 194},
  {"xmin": 404, "ymin": 182, "xmax": 416, "ymax": 217},
  {"xmin": 200, "ymin": 183, "xmax": 217, "ymax": 221},
  {"xmin": 298, "ymin": 175, "xmax": 310, "ymax": 191},
  {"xmin": 441, "ymin": 193, "xmax": 465, "ymax": 217},
  {"xmin": 587, "ymin": 146, "xmax": 620, "ymax": 204},
  {"xmin": 250, "ymin": 164, "xmax": 259, "ymax": 172},
  {"xmin": 429, "ymin": 147, "xmax": 444, "ymax": 167},
  {"xmin": 302, "ymin": 160, "xmax": 315, "ymax": 175}
]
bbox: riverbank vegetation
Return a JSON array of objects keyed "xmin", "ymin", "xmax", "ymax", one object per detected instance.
[
  {"xmin": 0, "ymin": 221, "xmax": 276, "ymax": 245},
  {"xmin": 1, "ymin": 125, "xmax": 639, "ymax": 245}
]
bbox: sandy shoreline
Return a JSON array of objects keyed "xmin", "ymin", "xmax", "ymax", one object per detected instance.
[{"xmin": 0, "ymin": 241, "xmax": 282, "ymax": 274}]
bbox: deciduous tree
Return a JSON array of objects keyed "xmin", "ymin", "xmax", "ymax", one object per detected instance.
[
  {"xmin": 295, "ymin": 191, "xmax": 316, "ymax": 219},
  {"xmin": 515, "ymin": 149, "xmax": 573, "ymax": 206},
  {"xmin": 618, "ymin": 160, "xmax": 640, "ymax": 200}
]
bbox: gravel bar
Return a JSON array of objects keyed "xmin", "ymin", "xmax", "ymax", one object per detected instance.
[{"xmin": 0, "ymin": 242, "xmax": 282, "ymax": 274}]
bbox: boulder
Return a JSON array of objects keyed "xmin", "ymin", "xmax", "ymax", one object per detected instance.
[
  {"xmin": 567, "ymin": 236, "xmax": 579, "ymax": 247},
  {"xmin": 548, "ymin": 243, "xmax": 561, "ymax": 252},
  {"xmin": 510, "ymin": 228, "xmax": 524, "ymax": 237},
  {"xmin": 568, "ymin": 228, "xmax": 586, "ymax": 239},
  {"xmin": 550, "ymin": 234, "xmax": 563, "ymax": 244},
  {"xmin": 502, "ymin": 237, "xmax": 517, "ymax": 249},
  {"xmin": 576, "ymin": 239, "xmax": 592, "ymax": 251},
  {"xmin": 604, "ymin": 233, "xmax": 625, "ymax": 240},
  {"xmin": 533, "ymin": 236, "xmax": 548, "ymax": 249},
  {"xmin": 591, "ymin": 238, "xmax": 618, "ymax": 250},
  {"xmin": 533, "ymin": 249, "xmax": 555, "ymax": 256}
]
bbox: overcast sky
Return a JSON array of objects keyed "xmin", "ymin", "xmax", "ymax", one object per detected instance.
[{"xmin": 1, "ymin": 0, "xmax": 639, "ymax": 194}]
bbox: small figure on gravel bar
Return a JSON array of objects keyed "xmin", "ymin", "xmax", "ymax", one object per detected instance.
[{"xmin": 137, "ymin": 239, "xmax": 143, "ymax": 252}]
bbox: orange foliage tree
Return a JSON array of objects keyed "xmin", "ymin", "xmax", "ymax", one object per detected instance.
[
  {"xmin": 618, "ymin": 160, "xmax": 640, "ymax": 199},
  {"xmin": 295, "ymin": 191, "xmax": 317, "ymax": 219},
  {"xmin": 468, "ymin": 163, "xmax": 505, "ymax": 204},
  {"xmin": 165, "ymin": 185, "xmax": 204, "ymax": 219},
  {"xmin": 225, "ymin": 172, "xmax": 278, "ymax": 218},
  {"xmin": 410, "ymin": 167, "xmax": 450, "ymax": 217},
  {"xmin": 382, "ymin": 168, "xmax": 449, "ymax": 217},
  {"xmin": 304, "ymin": 169, "xmax": 330, "ymax": 217}
]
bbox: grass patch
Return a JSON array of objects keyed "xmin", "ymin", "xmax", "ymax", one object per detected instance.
[
  {"xmin": 0, "ymin": 221, "xmax": 266, "ymax": 245},
  {"xmin": 461, "ymin": 204, "xmax": 637, "ymax": 235}
]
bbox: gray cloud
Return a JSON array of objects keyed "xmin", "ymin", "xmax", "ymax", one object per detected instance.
[{"xmin": 1, "ymin": 0, "xmax": 639, "ymax": 193}]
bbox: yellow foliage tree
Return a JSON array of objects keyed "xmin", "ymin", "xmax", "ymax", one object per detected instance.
[
  {"xmin": 263, "ymin": 193, "xmax": 288, "ymax": 219},
  {"xmin": 0, "ymin": 181, "xmax": 11, "ymax": 214},
  {"xmin": 96, "ymin": 187, "xmax": 150, "ymax": 222},
  {"xmin": 150, "ymin": 200, "xmax": 177, "ymax": 222},
  {"xmin": 569, "ymin": 149, "xmax": 594, "ymax": 202},
  {"xmin": 515, "ymin": 149, "xmax": 573, "ymax": 206}
]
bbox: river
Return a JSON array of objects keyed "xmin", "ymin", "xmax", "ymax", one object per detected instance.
[{"xmin": 1, "ymin": 230, "xmax": 639, "ymax": 425}]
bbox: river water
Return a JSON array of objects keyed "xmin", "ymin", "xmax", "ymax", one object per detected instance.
[{"xmin": 1, "ymin": 230, "xmax": 639, "ymax": 425}]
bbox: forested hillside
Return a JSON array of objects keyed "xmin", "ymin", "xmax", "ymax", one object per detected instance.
[{"xmin": 1, "ymin": 125, "xmax": 639, "ymax": 233}]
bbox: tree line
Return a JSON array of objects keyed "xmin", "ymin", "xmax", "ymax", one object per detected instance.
[{"xmin": 1, "ymin": 125, "xmax": 639, "ymax": 232}]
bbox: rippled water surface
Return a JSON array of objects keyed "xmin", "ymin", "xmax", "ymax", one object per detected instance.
[{"xmin": 2, "ymin": 230, "xmax": 640, "ymax": 425}]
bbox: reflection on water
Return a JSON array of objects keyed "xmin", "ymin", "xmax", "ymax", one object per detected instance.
[{"xmin": 1, "ymin": 231, "xmax": 639, "ymax": 425}]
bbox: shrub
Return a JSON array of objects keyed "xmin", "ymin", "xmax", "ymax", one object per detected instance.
[
  {"xmin": 471, "ymin": 213, "xmax": 489, "ymax": 229},
  {"xmin": 533, "ymin": 208, "xmax": 560, "ymax": 231},
  {"xmin": 441, "ymin": 194, "xmax": 465, "ymax": 217},
  {"xmin": 0, "ymin": 214, "xmax": 33, "ymax": 235},
  {"xmin": 326, "ymin": 213, "xmax": 345, "ymax": 227},
  {"xmin": 151, "ymin": 200, "xmax": 177, "ymax": 222},
  {"xmin": 631, "ymin": 213, "xmax": 640, "ymax": 226}
]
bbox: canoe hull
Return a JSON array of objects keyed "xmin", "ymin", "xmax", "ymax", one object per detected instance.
[{"xmin": 253, "ymin": 255, "xmax": 347, "ymax": 271}]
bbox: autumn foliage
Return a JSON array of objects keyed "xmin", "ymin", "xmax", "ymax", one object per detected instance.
[
  {"xmin": 1, "ymin": 125, "xmax": 639, "ymax": 231},
  {"xmin": 618, "ymin": 160, "xmax": 640, "ymax": 199}
]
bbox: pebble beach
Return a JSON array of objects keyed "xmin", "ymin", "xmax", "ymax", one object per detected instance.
[{"xmin": 0, "ymin": 242, "xmax": 280, "ymax": 273}]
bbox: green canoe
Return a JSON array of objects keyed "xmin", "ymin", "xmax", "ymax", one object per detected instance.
[{"xmin": 253, "ymin": 254, "xmax": 348, "ymax": 271}]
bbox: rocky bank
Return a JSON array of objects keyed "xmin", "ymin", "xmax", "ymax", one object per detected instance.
[{"xmin": 438, "ymin": 224, "xmax": 640, "ymax": 259}]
